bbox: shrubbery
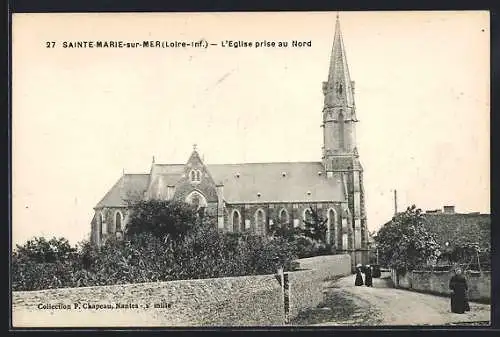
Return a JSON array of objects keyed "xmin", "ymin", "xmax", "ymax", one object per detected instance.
[
  {"xmin": 375, "ymin": 205, "xmax": 440, "ymax": 274},
  {"xmin": 268, "ymin": 214, "xmax": 335, "ymax": 259},
  {"xmin": 294, "ymin": 235, "xmax": 333, "ymax": 258},
  {"xmin": 12, "ymin": 202, "xmax": 337, "ymax": 291}
]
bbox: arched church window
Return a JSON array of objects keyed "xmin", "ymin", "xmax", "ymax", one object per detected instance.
[
  {"xmin": 255, "ymin": 209, "xmax": 266, "ymax": 235},
  {"xmin": 190, "ymin": 169, "xmax": 202, "ymax": 183},
  {"xmin": 100, "ymin": 212, "xmax": 106, "ymax": 235},
  {"xmin": 115, "ymin": 211, "xmax": 122, "ymax": 233},
  {"xmin": 303, "ymin": 208, "xmax": 314, "ymax": 225},
  {"xmin": 279, "ymin": 208, "xmax": 289, "ymax": 226},
  {"xmin": 191, "ymin": 194, "xmax": 201, "ymax": 208},
  {"xmin": 186, "ymin": 190, "xmax": 207, "ymax": 210},
  {"xmin": 327, "ymin": 208, "xmax": 337, "ymax": 245},
  {"xmin": 106, "ymin": 212, "xmax": 113, "ymax": 234},
  {"xmin": 232, "ymin": 210, "xmax": 241, "ymax": 233}
]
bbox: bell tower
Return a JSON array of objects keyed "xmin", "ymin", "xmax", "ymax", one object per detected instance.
[
  {"xmin": 322, "ymin": 13, "xmax": 358, "ymax": 162},
  {"xmin": 321, "ymin": 14, "xmax": 369, "ymax": 265}
]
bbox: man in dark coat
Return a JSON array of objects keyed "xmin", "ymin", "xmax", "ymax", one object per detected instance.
[
  {"xmin": 354, "ymin": 264, "xmax": 364, "ymax": 286},
  {"xmin": 449, "ymin": 268, "xmax": 469, "ymax": 314},
  {"xmin": 364, "ymin": 265, "xmax": 373, "ymax": 287}
]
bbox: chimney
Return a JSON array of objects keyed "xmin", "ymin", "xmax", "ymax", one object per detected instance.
[{"xmin": 443, "ymin": 205, "xmax": 455, "ymax": 214}]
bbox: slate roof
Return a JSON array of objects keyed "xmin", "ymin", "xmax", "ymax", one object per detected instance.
[
  {"xmin": 207, "ymin": 162, "xmax": 345, "ymax": 203},
  {"xmin": 95, "ymin": 174, "xmax": 149, "ymax": 208},
  {"xmin": 421, "ymin": 213, "xmax": 491, "ymax": 249},
  {"xmin": 95, "ymin": 161, "xmax": 346, "ymax": 208}
]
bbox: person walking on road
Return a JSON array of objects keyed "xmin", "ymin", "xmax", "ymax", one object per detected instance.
[
  {"xmin": 449, "ymin": 267, "xmax": 469, "ymax": 314},
  {"xmin": 354, "ymin": 264, "xmax": 364, "ymax": 286},
  {"xmin": 364, "ymin": 265, "xmax": 373, "ymax": 287}
]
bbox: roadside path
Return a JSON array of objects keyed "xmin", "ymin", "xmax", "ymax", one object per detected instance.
[{"xmin": 294, "ymin": 272, "xmax": 491, "ymax": 326}]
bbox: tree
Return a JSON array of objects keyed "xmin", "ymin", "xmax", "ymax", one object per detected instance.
[
  {"xmin": 268, "ymin": 217, "xmax": 300, "ymax": 241},
  {"xmin": 301, "ymin": 205, "xmax": 328, "ymax": 243},
  {"xmin": 13, "ymin": 237, "xmax": 77, "ymax": 263},
  {"xmin": 438, "ymin": 242, "xmax": 489, "ymax": 271},
  {"xmin": 375, "ymin": 205, "xmax": 440, "ymax": 274},
  {"xmin": 125, "ymin": 200, "xmax": 198, "ymax": 240}
]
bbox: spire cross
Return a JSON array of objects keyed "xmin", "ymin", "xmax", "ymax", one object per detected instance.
[
  {"xmin": 336, "ymin": 12, "xmax": 340, "ymax": 20},
  {"xmin": 193, "ymin": 143, "xmax": 198, "ymax": 151}
]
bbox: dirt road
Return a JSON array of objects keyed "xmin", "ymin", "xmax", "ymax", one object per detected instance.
[{"xmin": 294, "ymin": 272, "xmax": 491, "ymax": 326}]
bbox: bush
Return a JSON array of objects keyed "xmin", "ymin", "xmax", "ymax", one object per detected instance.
[
  {"xmin": 14, "ymin": 201, "xmax": 343, "ymax": 291},
  {"xmin": 12, "ymin": 212, "xmax": 299, "ymax": 291},
  {"xmin": 13, "ymin": 237, "xmax": 77, "ymax": 264},
  {"xmin": 12, "ymin": 260, "xmax": 75, "ymax": 291},
  {"xmin": 294, "ymin": 235, "xmax": 332, "ymax": 258},
  {"xmin": 269, "ymin": 217, "xmax": 334, "ymax": 259},
  {"xmin": 126, "ymin": 200, "xmax": 197, "ymax": 240}
]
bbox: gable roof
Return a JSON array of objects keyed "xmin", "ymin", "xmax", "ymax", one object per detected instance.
[
  {"xmin": 95, "ymin": 174, "xmax": 149, "ymax": 208},
  {"xmin": 95, "ymin": 161, "xmax": 346, "ymax": 207}
]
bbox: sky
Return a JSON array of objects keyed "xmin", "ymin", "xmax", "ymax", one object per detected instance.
[{"xmin": 12, "ymin": 11, "xmax": 490, "ymax": 246}]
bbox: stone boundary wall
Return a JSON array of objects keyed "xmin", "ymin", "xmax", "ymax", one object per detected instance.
[
  {"xmin": 288, "ymin": 254, "xmax": 352, "ymax": 319},
  {"xmin": 391, "ymin": 269, "xmax": 491, "ymax": 303},
  {"xmin": 12, "ymin": 255, "xmax": 351, "ymax": 327}
]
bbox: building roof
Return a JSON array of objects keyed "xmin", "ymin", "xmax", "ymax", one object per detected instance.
[
  {"xmin": 208, "ymin": 162, "xmax": 345, "ymax": 203},
  {"xmin": 95, "ymin": 174, "xmax": 149, "ymax": 208},
  {"xmin": 421, "ymin": 213, "xmax": 491, "ymax": 249},
  {"xmin": 95, "ymin": 161, "xmax": 346, "ymax": 208}
]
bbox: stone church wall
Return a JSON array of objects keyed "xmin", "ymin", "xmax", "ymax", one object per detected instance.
[
  {"xmin": 91, "ymin": 201, "xmax": 358, "ymax": 259},
  {"xmin": 223, "ymin": 202, "xmax": 351, "ymax": 250}
]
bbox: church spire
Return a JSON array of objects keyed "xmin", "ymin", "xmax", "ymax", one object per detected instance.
[
  {"xmin": 324, "ymin": 14, "xmax": 355, "ymax": 109},
  {"xmin": 322, "ymin": 14, "xmax": 359, "ymax": 158}
]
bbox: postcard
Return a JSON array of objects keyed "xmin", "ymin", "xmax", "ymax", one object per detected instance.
[{"xmin": 11, "ymin": 11, "xmax": 490, "ymax": 328}]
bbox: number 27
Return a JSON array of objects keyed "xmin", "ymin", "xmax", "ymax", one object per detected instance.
[{"xmin": 46, "ymin": 41, "xmax": 55, "ymax": 48}]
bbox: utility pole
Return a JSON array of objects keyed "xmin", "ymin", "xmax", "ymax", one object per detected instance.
[
  {"xmin": 352, "ymin": 218, "xmax": 356, "ymax": 269},
  {"xmin": 394, "ymin": 189, "xmax": 398, "ymax": 215}
]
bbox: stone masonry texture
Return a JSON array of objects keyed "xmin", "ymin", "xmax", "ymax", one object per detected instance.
[
  {"xmin": 12, "ymin": 255, "xmax": 351, "ymax": 327},
  {"xmin": 392, "ymin": 270, "xmax": 491, "ymax": 303}
]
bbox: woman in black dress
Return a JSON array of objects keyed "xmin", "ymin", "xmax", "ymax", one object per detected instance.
[
  {"xmin": 449, "ymin": 268, "xmax": 469, "ymax": 314},
  {"xmin": 364, "ymin": 265, "xmax": 373, "ymax": 287},
  {"xmin": 354, "ymin": 264, "xmax": 364, "ymax": 286}
]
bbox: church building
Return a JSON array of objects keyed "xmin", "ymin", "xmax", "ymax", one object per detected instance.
[{"xmin": 90, "ymin": 15, "xmax": 370, "ymax": 266}]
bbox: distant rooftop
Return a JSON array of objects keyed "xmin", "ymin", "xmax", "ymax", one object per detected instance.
[
  {"xmin": 423, "ymin": 205, "xmax": 488, "ymax": 216},
  {"xmin": 385, "ymin": 205, "xmax": 490, "ymax": 248}
]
